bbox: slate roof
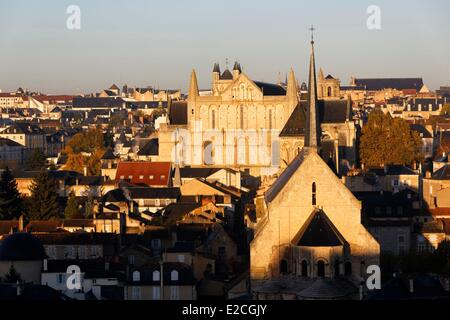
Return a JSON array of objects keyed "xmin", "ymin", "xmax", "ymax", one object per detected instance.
[
  {"xmin": 137, "ymin": 138, "xmax": 159, "ymax": 156},
  {"xmin": 0, "ymin": 138, "xmax": 22, "ymax": 147},
  {"xmin": 127, "ymin": 187, "xmax": 181, "ymax": 199},
  {"xmin": 354, "ymin": 78, "xmax": 424, "ymax": 91},
  {"xmin": 73, "ymin": 97, "xmax": 125, "ymax": 109},
  {"xmin": 1, "ymin": 123, "xmax": 45, "ymax": 135},
  {"xmin": 293, "ymin": 210, "xmax": 346, "ymax": 247},
  {"xmin": 220, "ymin": 69, "xmax": 233, "ymax": 80},
  {"xmin": 432, "ymin": 164, "xmax": 450, "ymax": 180},
  {"xmin": 410, "ymin": 124, "xmax": 432, "ymax": 138},
  {"xmin": 0, "ymin": 233, "xmax": 47, "ymax": 261},
  {"xmin": 179, "ymin": 167, "xmax": 222, "ymax": 179},
  {"xmin": 169, "ymin": 101, "xmax": 188, "ymax": 125},
  {"xmin": 101, "ymin": 148, "xmax": 116, "ymax": 160},
  {"xmin": 280, "ymin": 100, "xmax": 350, "ymax": 137},
  {"xmin": 253, "ymin": 81, "xmax": 286, "ymax": 96}
]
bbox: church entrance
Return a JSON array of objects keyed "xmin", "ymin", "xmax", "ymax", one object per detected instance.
[{"xmin": 317, "ymin": 260, "xmax": 325, "ymax": 278}]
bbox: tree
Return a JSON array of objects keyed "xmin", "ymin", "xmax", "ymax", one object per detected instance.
[
  {"xmin": 0, "ymin": 168, "xmax": 23, "ymax": 220},
  {"xmin": 440, "ymin": 103, "xmax": 450, "ymax": 116},
  {"xmin": 63, "ymin": 128, "xmax": 106, "ymax": 176},
  {"xmin": 27, "ymin": 170, "xmax": 61, "ymax": 220},
  {"xmin": 25, "ymin": 149, "xmax": 47, "ymax": 171},
  {"xmin": 65, "ymin": 191, "xmax": 82, "ymax": 219},
  {"xmin": 360, "ymin": 109, "xmax": 423, "ymax": 167}
]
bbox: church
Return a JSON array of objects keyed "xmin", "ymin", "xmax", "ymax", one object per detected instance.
[
  {"xmin": 157, "ymin": 40, "xmax": 357, "ymax": 176},
  {"xmin": 249, "ymin": 38, "xmax": 380, "ymax": 300}
]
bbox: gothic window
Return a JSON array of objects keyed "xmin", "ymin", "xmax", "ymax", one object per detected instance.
[
  {"xmin": 327, "ymin": 86, "xmax": 332, "ymax": 97},
  {"xmin": 312, "ymin": 182, "xmax": 317, "ymax": 206},
  {"xmin": 344, "ymin": 262, "xmax": 352, "ymax": 276},
  {"xmin": 301, "ymin": 260, "xmax": 308, "ymax": 277},
  {"xmin": 317, "ymin": 260, "xmax": 325, "ymax": 277},
  {"xmin": 280, "ymin": 260, "xmax": 288, "ymax": 275}
]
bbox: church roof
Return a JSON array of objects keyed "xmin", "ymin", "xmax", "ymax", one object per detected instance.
[
  {"xmin": 221, "ymin": 69, "xmax": 233, "ymax": 80},
  {"xmin": 253, "ymin": 81, "xmax": 286, "ymax": 96},
  {"xmin": 169, "ymin": 101, "xmax": 188, "ymax": 125},
  {"xmin": 293, "ymin": 209, "xmax": 346, "ymax": 247},
  {"xmin": 279, "ymin": 100, "xmax": 351, "ymax": 137}
]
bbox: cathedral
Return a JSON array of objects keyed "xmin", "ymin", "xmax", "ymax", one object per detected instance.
[
  {"xmin": 157, "ymin": 40, "xmax": 357, "ymax": 176},
  {"xmin": 249, "ymin": 38, "xmax": 380, "ymax": 300}
]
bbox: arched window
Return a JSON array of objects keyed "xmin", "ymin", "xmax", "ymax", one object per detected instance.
[
  {"xmin": 171, "ymin": 270, "xmax": 179, "ymax": 281},
  {"xmin": 280, "ymin": 260, "xmax": 288, "ymax": 275},
  {"xmin": 344, "ymin": 262, "xmax": 352, "ymax": 276},
  {"xmin": 132, "ymin": 271, "xmax": 140, "ymax": 282},
  {"xmin": 327, "ymin": 86, "xmax": 332, "ymax": 97},
  {"xmin": 317, "ymin": 260, "xmax": 325, "ymax": 277},
  {"xmin": 203, "ymin": 141, "xmax": 214, "ymax": 165},
  {"xmin": 211, "ymin": 109, "xmax": 216, "ymax": 129},
  {"xmin": 301, "ymin": 260, "xmax": 308, "ymax": 277},
  {"xmin": 152, "ymin": 270, "xmax": 160, "ymax": 281},
  {"xmin": 312, "ymin": 182, "xmax": 317, "ymax": 206},
  {"xmin": 240, "ymin": 106, "xmax": 244, "ymax": 129}
]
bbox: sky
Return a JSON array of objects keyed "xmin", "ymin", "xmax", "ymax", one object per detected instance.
[{"xmin": 0, "ymin": 0, "xmax": 449, "ymax": 94}]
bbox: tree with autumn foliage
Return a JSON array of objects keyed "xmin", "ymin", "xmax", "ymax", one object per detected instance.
[
  {"xmin": 63, "ymin": 128, "xmax": 107, "ymax": 176},
  {"xmin": 360, "ymin": 109, "xmax": 423, "ymax": 168}
]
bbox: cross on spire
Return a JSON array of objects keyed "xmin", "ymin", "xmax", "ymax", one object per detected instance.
[{"xmin": 309, "ymin": 25, "xmax": 316, "ymax": 44}]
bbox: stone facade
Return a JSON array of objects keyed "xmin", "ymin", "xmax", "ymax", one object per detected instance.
[{"xmin": 250, "ymin": 149, "xmax": 380, "ymax": 283}]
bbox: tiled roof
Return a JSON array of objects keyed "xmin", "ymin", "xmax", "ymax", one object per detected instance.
[{"xmin": 115, "ymin": 162, "xmax": 172, "ymax": 186}]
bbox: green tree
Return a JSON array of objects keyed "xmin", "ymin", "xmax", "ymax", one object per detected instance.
[
  {"xmin": 360, "ymin": 109, "xmax": 423, "ymax": 167},
  {"xmin": 0, "ymin": 168, "xmax": 23, "ymax": 220},
  {"xmin": 25, "ymin": 149, "xmax": 47, "ymax": 171},
  {"xmin": 64, "ymin": 191, "xmax": 82, "ymax": 219},
  {"xmin": 27, "ymin": 170, "xmax": 60, "ymax": 220}
]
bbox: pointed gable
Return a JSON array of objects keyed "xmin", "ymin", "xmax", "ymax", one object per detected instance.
[{"xmin": 293, "ymin": 209, "xmax": 346, "ymax": 247}]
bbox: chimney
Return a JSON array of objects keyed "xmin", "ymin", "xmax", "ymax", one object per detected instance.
[
  {"xmin": 409, "ymin": 279, "xmax": 414, "ymax": 294},
  {"xmin": 83, "ymin": 166, "xmax": 87, "ymax": 176}
]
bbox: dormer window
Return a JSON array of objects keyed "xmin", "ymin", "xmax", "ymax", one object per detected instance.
[
  {"xmin": 132, "ymin": 271, "xmax": 140, "ymax": 282},
  {"xmin": 153, "ymin": 270, "xmax": 160, "ymax": 281},
  {"xmin": 171, "ymin": 270, "xmax": 179, "ymax": 281}
]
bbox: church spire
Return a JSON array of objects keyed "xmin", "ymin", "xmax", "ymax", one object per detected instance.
[
  {"xmin": 188, "ymin": 69, "xmax": 199, "ymax": 101},
  {"xmin": 286, "ymin": 68, "xmax": 298, "ymax": 102},
  {"xmin": 305, "ymin": 26, "xmax": 321, "ymax": 149}
]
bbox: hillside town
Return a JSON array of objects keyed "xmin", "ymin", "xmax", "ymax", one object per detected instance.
[{"xmin": 0, "ymin": 38, "xmax": 450, "ymax": 301}]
